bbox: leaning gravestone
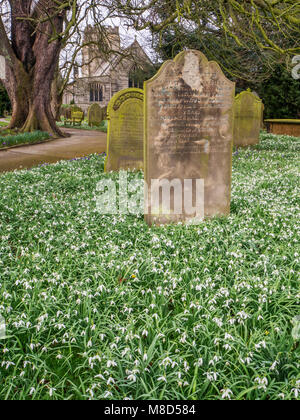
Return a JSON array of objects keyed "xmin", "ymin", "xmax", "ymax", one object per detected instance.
[
  {"xmin": 88, "ymin": 103, "xmax": 103, "ymax": 127},
  {"xmin": 105, "ymin": 88, "xmax": 144, "ymax": 172},
  {"xmin": 234, "ymin": 90, "xmax": 263, "ymax": 147},
  {"xmin": 144, "ymin": 50, "xmax": 235, "ymax": 226},
  {"xmin": 0, "ymin": 56, "xmax": 5, "ymax": 79}
]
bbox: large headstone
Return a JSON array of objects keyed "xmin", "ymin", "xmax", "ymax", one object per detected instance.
[
  {"xmin": 88, "ymin": 103, "xmax": 103, "ymax": 127},
  {"xmin": 0, "ymin": 56, "xmax": 5, "ymax": 79},
  {"xmin": 144, "ymin": 50, "xmax": 235, "ymax": 226},
  {"xmin": 234, "ymin": 90, "xmax": 263, "ymax": 147},
  {"xmin": 105, "ymin": 88, "xmax": 144, "ymax": 172}
]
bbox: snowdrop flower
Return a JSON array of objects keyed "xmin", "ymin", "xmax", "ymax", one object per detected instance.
[
  {"xmin": 49, "ymin": 388, "xmax": 56, "ymax": 397},
  {"xmin": 221, "ymin": 389, "xmax": 233, "ymax": 400},
  {"xmin": 29, "ymin": 387, "xmax": 36, "ymax": 395}
]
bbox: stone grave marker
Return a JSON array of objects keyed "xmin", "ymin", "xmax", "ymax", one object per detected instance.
[
  {"xmin": 234, "ymin": 90, "xmax": 263, "ymax": 147},
  {"xmin": 105, "ymin": 88, "xmax": 144, "ymax": 172},
  {"xmin": 144, "ymin": 50, "xmax": 235, "ymax": 226},
  {"xmin": 0, "ymin": 56, "xmax": 5, "ymax": 79},
  {"xmin": 88, "ymin": 103, "xmax": 103, "ymax": 127}
]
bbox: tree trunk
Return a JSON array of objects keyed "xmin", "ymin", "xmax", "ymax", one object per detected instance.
[
  {"xmin": 4, "ymin": 61, "xmax": 30, "ymax": 129},
  {"xmin": 6, "ymin": 64, "xmax": 64, "ymax": 137},
  {"xmin": 51, "ymin": 73, "xmax": 64, "ymax": 122},
  {"xmin": 0, "ymin": 1, "xmax": 67, "ymax": 138}
]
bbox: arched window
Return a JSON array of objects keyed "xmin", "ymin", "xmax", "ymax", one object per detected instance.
[
  {"xmin": 129, "ymin": 65, "xmax": 140, "ymax": 89},
  {"xmin": 90, "ymin": 83, "xmax": 103, "ymax": 102}
]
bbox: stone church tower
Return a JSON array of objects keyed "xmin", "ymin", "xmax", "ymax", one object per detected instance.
[{"xmin": 63, "ymin": 26, "xmax": 152, "ymax": 111}]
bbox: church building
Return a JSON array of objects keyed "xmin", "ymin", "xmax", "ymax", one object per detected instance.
[{"xmin": 63, "ymin": 26, "xmax": 152, "ymax": 112}]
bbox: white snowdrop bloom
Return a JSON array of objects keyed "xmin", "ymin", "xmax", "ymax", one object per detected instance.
[
  {"xmin": 254, "ymin": 377, "xmax": 268, "ymax": 391},
  {"xmin": 255, "ymin": 341, "xmax": 267, "ymax": 350},
  {"xmin": 95, "ymin": 374, "xmax": 105, "ymax": 380},
  {"xmin": 49, "ymin": 388, "xmax": 56, "ymax": 397},
  {"xmin": 205, "ymin": 372, "xmax": 218, "ymax": 382},
  {"xmin": 127, "ymin": 374, "xmax": 137, "ymax": 382},
  {"xmin": 270, "ymin": 361, "xmax": 279, "ymax": 371},
  {"xmin": 223, "ymin": 344, "xmax": 232, "ymax": 350},
  {"xmin": 87, "ymin": 340, "xmax": 92, "ymax": 348},
  {"xmin": 107, "ymin": 360, "xmax": 117, "ymax": 368},
  {"xmin": 107, "ymin": 377, "xmax": 115, "ymax": 385},
  {"xmin": 157, "ymin": 376, "xmax": 167, "ymax": 383},
  {"xmin": 29, "ymin": 387, "xmax": 36, "ymax": 395},
  {"xmin": 221, "ymin": 389, "xmax": 233, "ymax": 400},
  {"xmin": 142, "ymin": 329, "xmax": 148, "ymax": 337},
  {"xmin": 143, "ymin": 354, "xmax": 148, "ymax": 361},
  {"xmin": 104, "ymin": 391, "xmax": 113, "ymax": 398},
  {"xmin": 194, "ymin": 358, "xmax": 203, "ymax": 367},
  {"xmin": 161, "ymin": 357, "xmax": 172, "ymax": 367}
]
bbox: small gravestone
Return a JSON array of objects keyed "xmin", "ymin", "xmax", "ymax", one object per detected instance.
[
  {"xmin": 88, "ymin": 103, "xmax": 103, "ymax": 127},
  {"xmin": 105, "ymin": 88, "xmax": 144, "ymax": 172},
  {"xmin": 144, "ymin": 50, "xmax": 235, "ymax": 226},
  {"xmin": 0, "ymin": 56, "xmax": 5, "ymax": 79},
  {"xmin": 234, "ymin": 90, "xmax": 263, "ymax": 147}
]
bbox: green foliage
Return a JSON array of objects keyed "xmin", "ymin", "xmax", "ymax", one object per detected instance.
[
  {"xmin": 0, "ymin": 133, "xmax": 299, "ymax": 400},
  {"xmin": 0, "ymin": 131, "xmax": 50, "ymax": 149},
  {"xmin": 257, "ymin": 66, "xmax": 300, "ymax": 119},
  {"xmin": 129, "ymin": 64, "xmax": 158, "ymax": 88},
  {"xmin": 0, "ymin": 82, "xmax": 11, "ymax": 117}
]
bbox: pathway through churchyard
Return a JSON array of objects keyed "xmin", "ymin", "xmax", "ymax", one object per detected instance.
[{"xmin": 0, "ymin": 128, "xmax": 107, "ymax": 173}]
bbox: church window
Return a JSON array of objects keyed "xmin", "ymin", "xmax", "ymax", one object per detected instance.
[
  {"xmin": 129, "ymin": 65, "xmax": 141, "ymax": 89},
  {"xmin": 89, "ymin": 83, "xmax": 104, "ymax": 102}
]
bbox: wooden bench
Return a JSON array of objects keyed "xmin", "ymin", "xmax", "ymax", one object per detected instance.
[
  {"xmin": 71, "ymin": 111, "xmax": 84, "ymax": 126},
  {"xmin": 64, "ymin": 109, "xmax": 84, "ymax": 126}
]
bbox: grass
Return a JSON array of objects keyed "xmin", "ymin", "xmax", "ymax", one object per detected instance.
[
  {"xmin": 57, "ymin": 119, "xmax": 108, "ymax": 133},
  {"xmin": 0, "ymin": 132, "xmax": 299, "ymax": 400},
  {"xmin": 0, "ymin": 131, "xmax": 50, "ymax": 149}
]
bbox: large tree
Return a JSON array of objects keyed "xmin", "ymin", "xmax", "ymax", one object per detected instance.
[{"xmin": 0, "ymin": 1, "xmax": 75, "ymax": 136}]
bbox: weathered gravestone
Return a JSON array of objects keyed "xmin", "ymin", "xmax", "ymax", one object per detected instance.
[
  {"xmin": 105, "ymin": 88, "xmax": 144, "ymax": 172},
  {"xmin": 144, "ymin": 50, "xmax": 235, "ymax": 226},
  {"xmin": 0, "ymin": 56, "xmax": 5, "ymax": 79},
  {"xmin": 234, "ymin": 90, "xmax": 263, "ymax": 147},
  {"xmin": 88, "ymin": 103, "xmax": 103, "ymax": 127}
]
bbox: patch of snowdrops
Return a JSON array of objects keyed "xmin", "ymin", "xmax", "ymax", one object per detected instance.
[{"xmin": 0, "ymin": 133, "xmax": 299, "ymax": 400}]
